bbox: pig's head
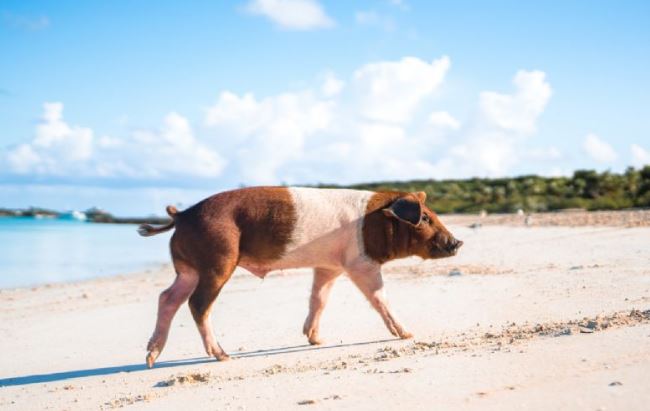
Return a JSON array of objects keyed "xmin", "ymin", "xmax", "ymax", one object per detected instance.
[{"xmin": 363, "ymin": 191, "xmax": 462, "ymax": 263}]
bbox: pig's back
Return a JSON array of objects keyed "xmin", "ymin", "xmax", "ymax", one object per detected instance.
[
  {"xmin": 235, "ymin": 187, "xmax": 373, "ymax": 272},
  {"xmin": 287, "ymin": 187, "xmax": 373, "ymax": 248}
]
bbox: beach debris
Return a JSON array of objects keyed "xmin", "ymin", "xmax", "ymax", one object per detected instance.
[
  {"xmin": 448, "ymin": 268, "xmax": 463, "ymax": 276},
  {"xmin": 554, "ymin": 328, "xmax": 573, "ymax": 336},
  {"xmin": 104, "ymin": 393, "xmax": 152, "ymax": 409},
  {"xmin": 375, "ymin": 346, "xmax": 401, "ymax": 361},
  {"xmin": 298, "ymin": 394, "xmax": 342, "ymax": 405},
  {"xmin": 578, "ymin": 317, "xmax": 610, "ymax": 333},
  {"xmin": 155, "ymin": 372, "xmax": 211, "ymax": 387},
  {"xmin": 609, "ymin": 381, "xmax": 623, "ymax": 386},
  {"xmin": 524, "ymin": 215, "xmax": 533, "ymax": 226},
  {"xmin": 263, "ymin": 364, "xmax": 288, "ymax": 376},
  {"xmin": 365, "ymin": 367, "xmax": 412, "ymax": 374},
  {"xmin": 468, "ymin": 222, "xmax": 482, "ymax": 229}
]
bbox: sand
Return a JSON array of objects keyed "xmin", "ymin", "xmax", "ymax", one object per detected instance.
[{"xmin": 1, "ymin": 212, "xmax": 649, "ymax": 410}]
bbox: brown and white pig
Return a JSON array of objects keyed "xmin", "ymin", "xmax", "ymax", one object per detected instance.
[{"xmin": 138, "ymin": 186, "xmax": 462, "ymax": 368}]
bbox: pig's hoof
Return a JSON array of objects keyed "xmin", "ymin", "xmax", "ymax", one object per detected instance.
[
  {"xmin": 304, "ymin": 327, "xmax": 322, "ymax": 345},
  {"xmin": 305, "ymin": 328, "xmax": 323, "ymax": 344},
  {"xmin": 399, "ymin": 331, "xmax": 414, "ymax": 340},
  {"xmin": 146, "ymin": 351, "xmax": 158, "ymax": 369},
  {"xmin": 308, "ymin": 336, "xmax": 323, "ymax": 345},
  {"xmin": 215, "ymin": 353, "xmax": 231, "ymax": 362}
]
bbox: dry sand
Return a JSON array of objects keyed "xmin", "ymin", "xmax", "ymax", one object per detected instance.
[{"xmin": 1, "ymin": 211, "xmax": 649, "ymax": 410}]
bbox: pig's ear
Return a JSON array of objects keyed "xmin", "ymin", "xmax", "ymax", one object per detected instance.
[
  {"xmin": 383, "ymin": 196, "xmax": 422, "ymax": 225},
  {"xmin": 414, "ymin": 191, "xmax": 426, "ymax": 203}
]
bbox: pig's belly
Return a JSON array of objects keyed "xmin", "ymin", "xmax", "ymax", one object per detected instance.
[{"xmin": 239, "ymin": 234, "xmax": 357, "ymax": 278}]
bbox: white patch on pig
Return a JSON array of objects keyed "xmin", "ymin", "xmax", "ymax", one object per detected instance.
[{"xmin": 273, "ymin": 187, "xmax": 374, "ymax": 269}]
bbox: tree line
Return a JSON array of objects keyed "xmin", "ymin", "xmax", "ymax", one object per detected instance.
[{"xmin": 320, "ymin": 166, "xmax": 650, "ymax": 214}]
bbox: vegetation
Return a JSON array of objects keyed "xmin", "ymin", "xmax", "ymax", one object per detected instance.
[
  {"xmin": 0, "ymin": 207, "xmax": 59, "ymax": 218},
  {"xmin": 4, "ymin": 167, "xmax": 650, "ymax": 218},
  {"xmin": 322, "ymin": 166, "xmax": 650, "ymax": 214}
]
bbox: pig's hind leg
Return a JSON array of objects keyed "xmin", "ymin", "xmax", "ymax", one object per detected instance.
[
  {"xmin": 146, "ymin": 258, "xmax": 199, "ymax": 368},
  {"xmin": 188, "ymin": 251, "xmax": 238, "ymax": 361},
  {"xmin": 303, "ymin": 267, "xmax": 342, "ymax": 345}
]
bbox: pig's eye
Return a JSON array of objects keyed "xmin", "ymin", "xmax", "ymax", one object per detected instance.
[{"xmin": 421, "ymin": 214, "xmax": 431, "ymax": 224}]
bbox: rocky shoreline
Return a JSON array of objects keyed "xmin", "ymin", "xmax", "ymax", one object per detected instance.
[{"xmin": 0, "ymin": 207, "xmax": 170, "ymax": 225}]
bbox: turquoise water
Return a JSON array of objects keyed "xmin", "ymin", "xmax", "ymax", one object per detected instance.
[{"xmin": 0, "ymin": 217, "xmax": 171, "ymax": 288}]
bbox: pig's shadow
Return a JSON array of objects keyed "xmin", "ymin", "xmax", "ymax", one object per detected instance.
[{"xmin": 0, "ymin": 338, "xmax": 398, "ymax": 387}]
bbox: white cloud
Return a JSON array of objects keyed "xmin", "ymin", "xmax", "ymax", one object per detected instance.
[
  {"xmin": 128, "ymin": 112, "xmax": 226, "ymax": 179},
  {"xmin": 6, "ymin": 102, "xmax": 94, "ymax": 175},
  {"xmin": 431, "ymin": 70, "xmax": 554, "ymax": 178},
  {"xmin": 321, "ymin": 72, "xmax": 344, "ymax": 97},
  {"xmin": 583, "ymin": 133, "xmax": 617, "ymax": 163},
  {"xmin": 4, "ymin": 59, "xmax": 559, "ymax": 188},
  {"xmin": 205, "ymin": 90, "xmax": 334, "ymax": 183},
  {"xmin": 353, "ymin": 56, "xmax": 450, "ymax": 123},
  {"xmin": 4, "ymin": 103, "xmax": 225, "ymax": 180},
  {"xmin": 6, "ymin": 144, "xmax": 40, "ymax": 174},
  {"xmin": 479, "ymin": 70, "xmax": 552, "ymax": 134},
  {"xmin": 201, "ymin": 57, "xmax": 456, "ymax": 184},
  {"xmin": 246, "ymin": 0, "xmax": 334, "ymax": 30},
  {"xmin": 34, "ymin": 102, "xmax": 94, "ymax": 161},
  {"xmin": 631, "ymin": 144, "xmax": 650, "ymax": 167},
  {"xmin": 545, "ymin": 167, "xmax": 572, "ymax": 177},
  {"xmin": 428, "ymin": 111, "xmax": 460, "ymax": 130},
  {"xmin": 202, "ymin": 63, "xmax": 553, "ymax": 183},
  {"xmin": 441, "ymin": 133, "xmax": 520, "ymax": 177},
  {"xmin": 526, "ymin": 146, "xmax": 562, "ymax": 160}
]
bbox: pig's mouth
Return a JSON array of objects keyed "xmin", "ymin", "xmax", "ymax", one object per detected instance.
[{"xmin": 428, "ymin": 237, "xmax": 463, "ymax": 258}]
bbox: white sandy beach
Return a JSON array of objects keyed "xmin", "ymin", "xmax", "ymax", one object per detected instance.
[{"xmin": 1, "ymin": 215, "xmax": 649, "ymax": 410}]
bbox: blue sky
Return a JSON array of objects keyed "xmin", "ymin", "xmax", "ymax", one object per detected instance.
[{"xmin": 1, "ymin": 0, "xmax": 649, "ymax": 215}]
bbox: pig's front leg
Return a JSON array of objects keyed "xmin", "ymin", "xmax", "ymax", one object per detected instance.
[
  {"xmin": 346, "ymin": 263, "xmax": 413, "ymax": 340},
  {"xmin": 303, "ymin": 267, "xmax": 342, "ymax": 345}
]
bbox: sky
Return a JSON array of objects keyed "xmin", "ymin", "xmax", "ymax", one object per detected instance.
[{"xmin": 1, "ymin": 0, "xmax": 649, "ymax": 215}]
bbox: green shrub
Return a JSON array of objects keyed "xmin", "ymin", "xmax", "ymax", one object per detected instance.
[{"xmin": 333, "ymin": 166, "xmax": 650, "ymax": 214}]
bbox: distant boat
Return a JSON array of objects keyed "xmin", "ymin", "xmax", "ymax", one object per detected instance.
[{"xmin": 58, "ymin": 211, "xmax": 88, "ymax": 221}]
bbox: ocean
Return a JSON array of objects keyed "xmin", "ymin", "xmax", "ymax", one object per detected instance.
[{"xmin": 0, "ymin": 217, "xmax": 171, "ymax": 288}]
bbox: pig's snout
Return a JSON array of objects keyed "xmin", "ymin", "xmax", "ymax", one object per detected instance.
[
  {"xmin": 445, "ymin": 237, "xmax": 463, "ymax": 255},
  {"xmin": 429, "ymin": 231, "xmax": 463, "ymax": 258}
]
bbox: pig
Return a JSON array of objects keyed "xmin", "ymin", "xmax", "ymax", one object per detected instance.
[{"xmin": 138, "ymin": 186, "xmax": 462, "ymax": 368}]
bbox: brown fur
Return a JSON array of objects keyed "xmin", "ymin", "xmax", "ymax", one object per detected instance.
[
  {"xmin": 172, "ymin": 187, "xmax": 296, "ymax": 266},
  {"xmin": 140, "ymin": 186, "xmax": 461, "ymax": 368},
  {"xmin": 362, "ymin": 191, "xmax": 459, "ymax": 263},
  {"xmin": 144, "ymin": 187, "xmax": 296, "ymax": 367}
]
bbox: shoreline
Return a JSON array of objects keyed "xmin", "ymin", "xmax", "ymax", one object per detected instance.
[
  {"xmin": 2, "ymin": 208, "xmax": 649, "ymax": 292},
  {"xmin": 2, "ymin": 207, "xmax": 649, "ymax": 227},
  {"xmin": 0, "ymin": 262, "xmax": 173, "ymax": 293}
]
